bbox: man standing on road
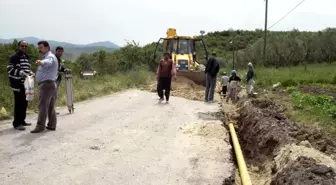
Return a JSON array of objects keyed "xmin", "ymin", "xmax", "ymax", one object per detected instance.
[
  {"xmin": 156, "ymin": 52, "xmax": 177, "ymax": 104},
  {"xmin": 221, "ymin": 72, "xmax": 229, "ymax": 97},
  {"xmin": 31, "ymin": 41, "xmax": 59, "ymax": 133},
  {"xmin": 204, "ymin": 52, "xmax": 220, "ymax": 103},
  {"xmin": 54, "ymin": 46, "xmax": 70, "ymax": 114},
  {"xmin": 226, "ymin": 70, "xmax": 241, "ymax": 103},
  {"xmin": 7, "ymin": 40, "xmax": 34, "ymax": 130}
]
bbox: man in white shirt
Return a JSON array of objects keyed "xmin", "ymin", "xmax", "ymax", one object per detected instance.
[
  {"xmin": 31, "ymin": 41, "xmax": 58, "ymax": 133},
  {"xmin": 221, "ymin": 72, "xmax": 229, "ymax": 97}
]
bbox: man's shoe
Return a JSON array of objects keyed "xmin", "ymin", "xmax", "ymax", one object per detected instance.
[
  {"xmin": 30, "ymin": 127, "xmax": 45, "ymax": 133},
  {"xmin": 22, "ymin": 122, "xmax": 32, "ymax": 126},
  {"xmin": 166, "ymin": 100, "xmax": 169, "ymax": 104},
  {"xmin": 158, "ymin": 98, "xmax": 164, "ymax": 103},
  {"xmin": 14, "ymin": 125, "xmax": 26, "ymax": 131},
  {"xmin": 46, "ymin": 127, "xmax": 56, "ymax": 131}
]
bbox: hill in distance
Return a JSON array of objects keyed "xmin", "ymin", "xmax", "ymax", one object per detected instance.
[{"xmin": 0, "ymin": 37, "xmax": 120, "ymax": 60}]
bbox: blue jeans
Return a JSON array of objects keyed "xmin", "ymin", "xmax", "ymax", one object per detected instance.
[{"xmin": 205, "ymin": 74, "xmax": 217, "ymax": 101}]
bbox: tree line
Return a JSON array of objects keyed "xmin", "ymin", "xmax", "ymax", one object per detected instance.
[
  {"xmin": 1, "ymin": 27, "xmax": 335, "ymax": 78},
  {"xmin": 76, "ymin": 27, "xmax": 336, "ymax": 74}
]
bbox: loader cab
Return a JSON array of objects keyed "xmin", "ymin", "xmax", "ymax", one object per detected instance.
[
  {"xmin": 154, "ymin": 37, "xmax": 208, "ymax": 72},
  {"xmin": 173, "ymin": 38, "xmax": 193, "ymax": 71}
]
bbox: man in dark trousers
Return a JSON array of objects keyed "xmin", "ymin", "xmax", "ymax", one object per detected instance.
[
  {"xmin": 156, "ymin": 52, "xmax": 177, "ymax": 104},
  {"xmin": 31, "ymin": 41, "xmax": 59, "ymax": 133},
  {"xmin": 7, "ymin": 40, "xmax": 34, "ymax": 130},
  {"xmin": 204, "ymin": 52, "xmax": 220, "ymax": 103},
  {"xmin": 54, "ymin": 46, "xmax": 70, "ymax": 114}
]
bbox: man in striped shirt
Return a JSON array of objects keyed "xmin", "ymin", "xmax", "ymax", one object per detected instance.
[{"xmin": 7, "ymin": 40, "xmax": 34, "ymax": 130}]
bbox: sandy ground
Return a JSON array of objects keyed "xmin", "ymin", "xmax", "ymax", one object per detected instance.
[{"xmin": 0, "ymin": 90, "xmax": 233, "ymax": 185}]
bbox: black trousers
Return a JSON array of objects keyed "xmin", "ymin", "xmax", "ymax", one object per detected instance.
[
  {"xmin": 13, "ymin": 86, "xmax": 28, "ymax": 128},
  {"xmin": 222, "ymin": 85, "xmax": 228, "ymax": 96},
  {"xmin": 157, "ymin": 77, "xmax": 172, "ymax": 101}
]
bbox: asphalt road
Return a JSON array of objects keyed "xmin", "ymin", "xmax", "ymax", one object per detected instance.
[{"xmin": 0, "ymin": 90, "xmax": 233, "ymax": 185}]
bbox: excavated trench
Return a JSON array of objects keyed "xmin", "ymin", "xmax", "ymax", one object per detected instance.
[
  {"xmin": 144, "ymin": 76, "xmax": 336, "ymax": 184},
  {"xmin": 231, "ymin": 97, "xmax": 336, "ymax": 185}
]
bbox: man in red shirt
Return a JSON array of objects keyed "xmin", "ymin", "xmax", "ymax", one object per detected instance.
[{"xmin": 156, "ymin": 52, "xmax": 177, "ymax": 104}]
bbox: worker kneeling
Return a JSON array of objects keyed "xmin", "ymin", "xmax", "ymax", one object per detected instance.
[
  {"xmin": 156, "ymin": 52, "xmax": 177, "ymax": 104},
  {"xmin": 226, "ymin": 70, "xmax": 241, "ymax": 104}
]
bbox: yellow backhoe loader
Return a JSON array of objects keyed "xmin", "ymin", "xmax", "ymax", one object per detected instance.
[{"xmin": 153, "ymin": 28, "xmax": 208, "ymax": 86}]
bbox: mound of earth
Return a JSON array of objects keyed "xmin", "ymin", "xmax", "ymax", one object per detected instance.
[
  {"xmin": 144, "ymin": 76, "xmax": 223, "ymax": 101},
  {"xmin": 271, "ymin": 156, "xmax": 336, "ymax": 185},
  {"xmin": 234, "ymin": 98, "xmax": 336, "ymax": 184},
  {"xmin": 170, "ymin": 76, "xmax": 205, "ymax": 101}
]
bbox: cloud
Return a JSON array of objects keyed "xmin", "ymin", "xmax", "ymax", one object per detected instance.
[{"xmin": 0, "ymin": 0, "xmax": 335, "ymax": 45}]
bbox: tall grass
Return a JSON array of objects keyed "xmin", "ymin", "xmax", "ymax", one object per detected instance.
[
  {"xmin": 253, "ymin": 63, "xmax": 336, "ymax": 87},
  {"xmin": 0, "ymin": 68, "xmax": 152, "ymax": 120},
  {"xmin": 219, "ymin": 62, "xmax": 336, "ymax": 87}
]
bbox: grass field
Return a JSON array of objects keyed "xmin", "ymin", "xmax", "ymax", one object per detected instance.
[
  {"xmin": 0, "ymin": 68, "xmax": 152, "ymax": 120},
  {"xmin": 254, "ymin": 63, "xmax": 336, "ymax": 87},
  {"xmin": 219, "ymin": 62, "xmax": 335, "ymax": 134},
  {"xmin": 220, "ymin": 62, "xmax": 336, "ymax": 87},
  {"xmin": 248, "ymin": 62, "xmax": 336, "ymax": 134}
]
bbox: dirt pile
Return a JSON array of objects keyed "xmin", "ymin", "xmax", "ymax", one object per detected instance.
[
  {"xmin": 271, "ymin": 156, "xmax": 336, "ymax": 185},
  {"xmin": 170, "ymin": 76, "xmax": 205, "ymax": 101},
  {"xmin": 235, "ymin": 98, "xmax": 336, "ymax": 184},
  {"xmin": 144, "ymin": 76, "xmax": 217, "ymax": 101},
  {"xmin": 237, "ymin": 99, "xmax": 297, "ymax": 164}
]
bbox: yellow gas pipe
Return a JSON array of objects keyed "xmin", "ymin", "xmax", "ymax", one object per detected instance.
[{"xmin": 229, "ymin": 123, "xmax": 252, "ymax": 185}]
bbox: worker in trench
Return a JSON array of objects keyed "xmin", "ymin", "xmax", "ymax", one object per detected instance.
[
  {"xmin": 246, "ymin": 62, "xmax": 255, "ymax": 95},
  {"xmin": 226, "ymin": 70, "xmax": 241, "ymax": 103},
  {"xmin": 221, "ymin": 72, "xmax": 229, "ymax": 97},
  {"xmin": 156, "ymin": 52, "xmax": 177, "ymax": 104}
]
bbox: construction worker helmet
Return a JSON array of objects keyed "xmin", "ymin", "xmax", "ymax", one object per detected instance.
[
  {"xmin": 223, "ymin": 72, "xmax": 226, "ymax": 75},
  {"xmin": 231, "ymin": 70, "xmax": 236, "ymax": 74},
  {"xmin": 248, "ymin": 62, "xmax": 253, "ymax": 67}
]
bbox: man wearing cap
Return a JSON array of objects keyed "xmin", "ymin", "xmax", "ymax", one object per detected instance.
[
  {"xmin": 156, "ymin": 52, "xmax": 177, "ymax": 104},
  {"xmin": 226, "ymin": 70, "xmax": 241, "ymax": 103},
  {"xmin": 221, "ymin": 72, "xmax": 229, "ymax": 97},
  {"xmin": 246, "ymin": 62, "xmax": 255, "ymax": 95},
  {"xmin": 204, "ymin": 52, "xmax": 220, "ymax": 103}
]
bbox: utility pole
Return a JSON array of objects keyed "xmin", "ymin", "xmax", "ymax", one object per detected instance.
[
  {"xmin": 230, "ymin": 41, "xmax": 235, "ymax": 69},
  {"xmin": 263, "ymin": 0, "xmax": 268, "ymax": 66}
]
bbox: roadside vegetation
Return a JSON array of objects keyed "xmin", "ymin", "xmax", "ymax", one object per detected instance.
[
  {"xmin": 253, "ymin": 63, "xmax": 336, "ymax": 134},
  {"xmin": 0, "ymin": 41, "xmax": 152, "ymax": 120}
]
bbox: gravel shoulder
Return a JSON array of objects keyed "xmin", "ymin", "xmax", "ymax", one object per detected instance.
[{"xmin": 0, "ymin": 90, "xmax": 232, "ymax": 185}]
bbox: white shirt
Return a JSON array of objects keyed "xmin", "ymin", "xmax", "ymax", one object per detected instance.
[{"xmin": 221, "ymin": 76, "xmax": 229, "ymax": 86}]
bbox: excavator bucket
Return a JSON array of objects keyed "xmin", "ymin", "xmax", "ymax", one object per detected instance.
[{"xmin": 177, "ymin": 71, "xmax": 206, "ymax": 86}]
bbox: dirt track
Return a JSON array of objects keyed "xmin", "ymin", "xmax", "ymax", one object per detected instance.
[{"xmin": 0, "ymin": 90, "xmax": 233, "ymax": 185}]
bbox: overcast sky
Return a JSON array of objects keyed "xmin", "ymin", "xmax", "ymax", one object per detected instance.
[{"xmin": 0, "ymin": 0, "xmax": 335, "ymax": 46}]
